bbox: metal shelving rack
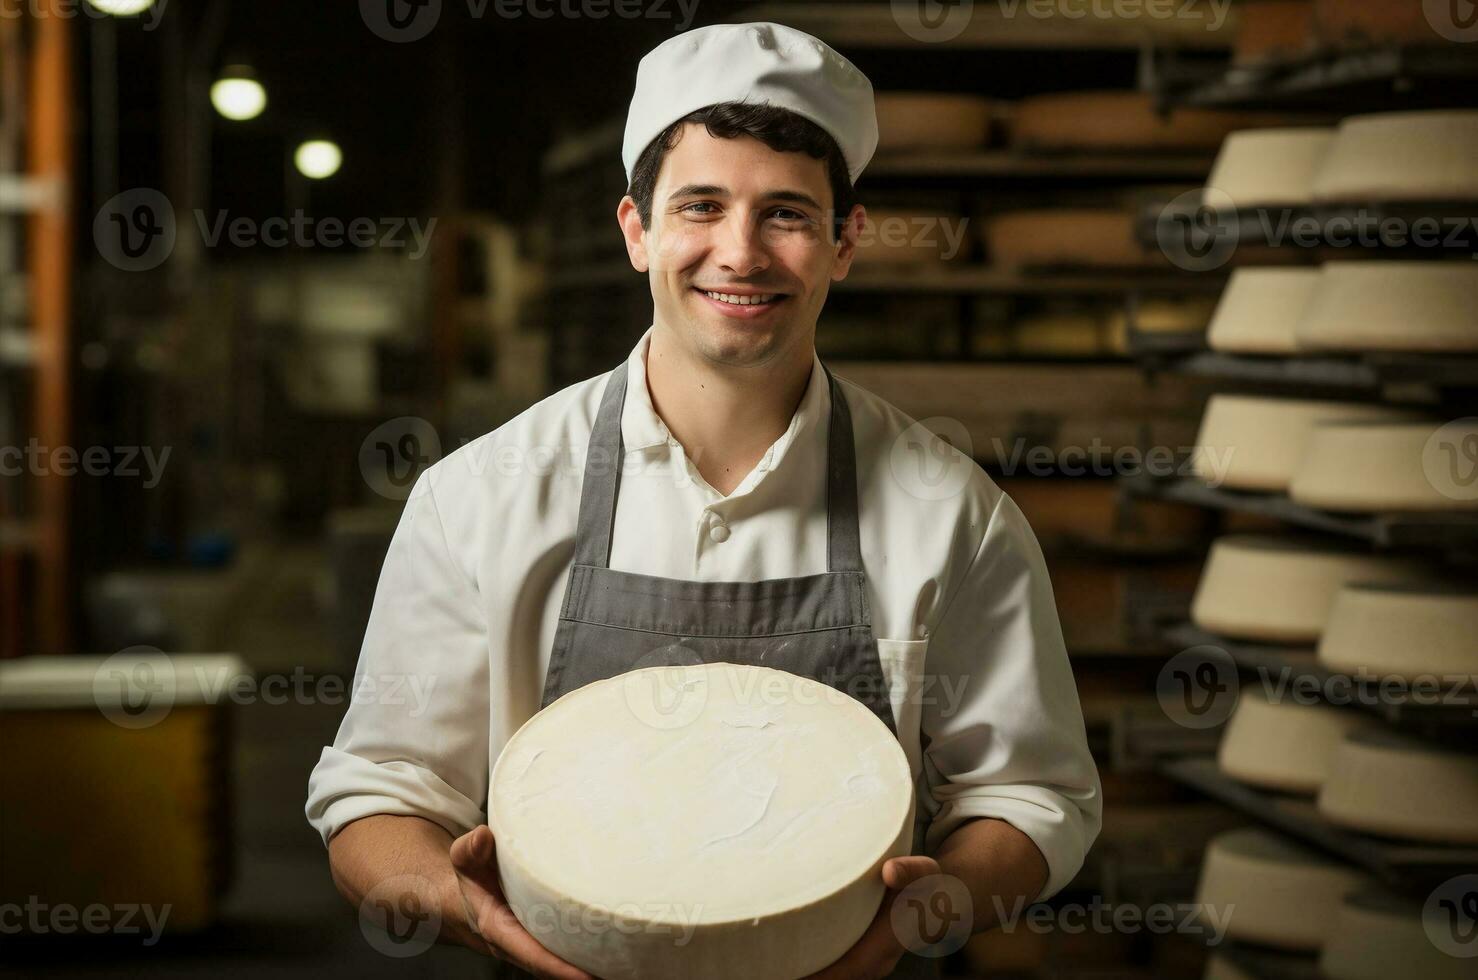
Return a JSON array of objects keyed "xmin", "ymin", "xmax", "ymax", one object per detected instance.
[
  {"xmin": 1124, "ymin": 38, "xmax": 1478, "ymax": 977},
  {"xmin": 1153, "ymin": 42, "xmax": 1478, "ymax": 112}
]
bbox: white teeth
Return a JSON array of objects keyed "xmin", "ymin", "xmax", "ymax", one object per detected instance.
[{"xmin": 702, "ymin": 290, "xmax": 776, "ymax": 306}]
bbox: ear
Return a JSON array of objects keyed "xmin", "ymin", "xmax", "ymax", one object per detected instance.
[
  {"xmin": 617, "ymin": 196, "xmax": 649, "ymax": 273},
  {"xmin": 830, "ymin": 204, "xmax": 866, "ymax": 282}
]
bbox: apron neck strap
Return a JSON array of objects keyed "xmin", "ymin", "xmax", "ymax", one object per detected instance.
[{"xmin": 573, "ymin": 357, "xmax": 864, "ymax": 574}]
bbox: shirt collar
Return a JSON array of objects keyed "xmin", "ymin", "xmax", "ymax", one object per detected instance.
[{"xmin": 620, "ymin": 325, "xmax": 830, "ymax": 477}]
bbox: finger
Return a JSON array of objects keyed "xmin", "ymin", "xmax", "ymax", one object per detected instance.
[
  {"xmin": 450, "ymin": 830, "xmax": 594, "ymax": 980},
  {"xmin": 479, "ymin": 902, "xmax": 595, "ymax": 980},
  {"xmin": 881, "ymin": 854, "xmax": 940, "ymax": 890}
]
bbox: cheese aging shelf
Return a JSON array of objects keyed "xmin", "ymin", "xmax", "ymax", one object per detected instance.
[
  {"xmin": 1161, "ymin": 622, "xmax": 1478, "ymax": 736},
  {"xmin": 1122, "ymin": 472, "xmax": 1478, "ymax": 554},
  {"xmin": 1158, "ymin": 756, "xmax": 1478, "ymax": 894},
  {"xmin": 1153, "ymin": 42, "xmax": 1478, "ymax": 112}
]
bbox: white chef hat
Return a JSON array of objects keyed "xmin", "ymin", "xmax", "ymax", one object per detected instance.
[{"xmin": 622, "ymin": 22, "xmax": 878, "ymax": 186}]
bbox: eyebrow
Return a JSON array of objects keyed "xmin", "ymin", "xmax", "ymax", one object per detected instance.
[{"xmin": 667, "ymin": 184, "xmax": 825, "ymax": 212}]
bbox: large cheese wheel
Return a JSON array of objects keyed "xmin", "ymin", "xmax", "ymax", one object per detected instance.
[
  {"xmin": 1217, "ymin": 692, "xmax": 1372, "ymax": 794},
  {"xmin": 1191, "ymin": 395, "xmax": 1419, "ymax": 491},
  {"xmin": 1317, "ymin": 730, "xmax": 1478, "ymax": 844},
  {"xmin": 1318, "ymin": 583, "xmax": 1478, "ymax": 680},
  {"xmin": 984, "ymin": 209, "xmax": 1154, "ymax": 269},
  {"xmin": 1319, "ymin": 891, "xmax": 1473, "ymax": 980},
  {"xmin": 489, "ymin": 663, "xmax": 914, "ymax": 980},
  {"xmin": 1011, "ymin": 91, "xmax": 1276, "ymax": 152},
  {"xmin": 874, "ymin": 92, "xmax": 994, "ymax": 152},
  {"xmin": 1208, "ymin": 128, "xmax": 1334, "ymax": 207},
  {"xmin": 1313, "ymin": 0, "xmax": 1445, "ymax": 47},
  {"xmin": 1234, "ymin": 0, "xmax": 1316, "ymax": 64},
  {"xmin": 1190, "ymin": 534, "xmax": 1426, "ymax": 643},
  {"xmin": 853, "ymin": 207, "xmax": 969, "ymax": 267},
  {"xmin": 1294, "ymin": 262, "xmax": 1478, "ymax": 352},
  {"xmin": 1311, "ymin": 111, "xmax": 1478, "ymax": 203},
  {"xmin": 1206, "ymin": 267, "xmax": 1321, "ymax": 353},
  {"xmin": 1194, "ymin": 827, "xmax": 1372, "ymax": 951},
  {"xmin": 1289, "ymin": 420, "xmax": 1478, "ymax": 512}
]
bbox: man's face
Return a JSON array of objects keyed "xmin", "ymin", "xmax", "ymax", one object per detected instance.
[{"xmin": 618, "ymin": 123, "xmax": 863, "ymax": 369}]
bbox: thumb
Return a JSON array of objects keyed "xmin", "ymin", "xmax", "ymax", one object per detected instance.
[
  {"xmin": 882, "ymin": 855, "xmax": 940, "ymax": 891},
  {"xmin": 450, "ymin": 825, "xmax": 499, "ymax": 886}
]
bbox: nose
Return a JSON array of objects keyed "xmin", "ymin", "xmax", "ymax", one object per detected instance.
[{"xmin": 713, "ymin": 211, "xmax": 770, "ymax": 279}]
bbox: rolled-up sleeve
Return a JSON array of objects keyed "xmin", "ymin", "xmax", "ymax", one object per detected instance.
[
  {"xmin": 305, "ymin": 469, "xmax": 490, "ymax": 845},
  {"xmin": 921, "ymin": 491, "xmax": 1102, "ymax": 903}
]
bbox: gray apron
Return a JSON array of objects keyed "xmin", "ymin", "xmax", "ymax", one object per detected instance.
[{"xmin": 500, "ymin": 361, "xmax": 941, "ymax": 980}]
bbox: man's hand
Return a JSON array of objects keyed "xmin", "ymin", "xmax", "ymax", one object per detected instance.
[
  {"xmin": 801, "ymin": 855, "xmax": 942, "ymax": 980},
  {"xmin": 449, "ymin": 825, "xmax": 595, "ymax": 980}
]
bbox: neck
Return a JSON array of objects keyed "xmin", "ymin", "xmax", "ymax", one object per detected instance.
[{"xmin": 644, "ymin": 324, "xmax": 815, "ymax": 496}]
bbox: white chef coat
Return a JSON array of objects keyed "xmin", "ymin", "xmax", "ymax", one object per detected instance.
[{"xmin": 306, "ymin": 325, "xmax": 1102, "ymax": 903}]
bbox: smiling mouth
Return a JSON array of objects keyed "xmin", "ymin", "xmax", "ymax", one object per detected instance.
[{"xmin": 692, "ymin": 287, "xmax": 788, "ymax": 307}]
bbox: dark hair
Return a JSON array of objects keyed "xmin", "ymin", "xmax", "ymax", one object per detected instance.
[{"xmin": 626, "ymin": 101, "xmax": 857, "ymax": 243}]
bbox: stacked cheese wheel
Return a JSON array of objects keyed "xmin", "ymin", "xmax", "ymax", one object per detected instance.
[
  {"xmin": 1318, "ymin": 730, "xmax": 1478, "ymax": 844},
  {"xmin": 490, "ymin": 663, "xmax": 915, "ymax": 980},
  {"xmin": 983, "ymin": 209, "xmax": 1155, "ymax": 270},
  {"xmin": 1206, "ymin": 127, "xmax": 1334, "ymax": 208},
  {"xmin": 1190, "ymin": 534, "xmax": 1425, "ymax": 644},
  {"xmin": 873, "ymin": 92, "xmax": 995, "ymax": 153},
  {"xmin": 1194, "ymin": 828, "xmax": 1372, "ymax": 951},
  {"xmin": 852, "ymin": 207, "xmax": 969, "ymax": 267},
  {"xmin": 1321, "ymin": 890, "xmax": 1475, "ymax": 980},
  {"xmin": 1191, "ymin": 395, "xmax": 1420, "ymax": 493},
  {"xmin": 1009, "ymin": 91, "xmax": 1278, "ymax": 152},
  {"xmin": 1319, "ymin": 583, "xmax": 1478, "ymax": 680},
  {"xmin": 1216, "ymin": 691, "xmax": 1371, "ymax": 794}
]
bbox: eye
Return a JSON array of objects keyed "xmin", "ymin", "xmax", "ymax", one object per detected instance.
[
  {"xmin": 770, "ymin": 207, "xmax": 810, "ymax": 222},
  {"xmin": 679, "ymin": 201, "xmax": 718, "ymax": 215}
]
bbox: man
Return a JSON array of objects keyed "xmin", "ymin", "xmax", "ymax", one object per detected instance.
[{"xmin": 309, "ymin": 22, "xmax": 1101, "ymax": 980}]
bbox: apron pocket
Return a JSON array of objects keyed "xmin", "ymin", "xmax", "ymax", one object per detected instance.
[{"xmin": 875, "ymin": 637, "xmax": 929, "ymax": 779}]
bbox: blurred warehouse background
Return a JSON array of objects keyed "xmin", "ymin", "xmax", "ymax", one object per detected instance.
[{"xmin": 3, "ymin": 0, "xmax": 1478, "ymax": 977}]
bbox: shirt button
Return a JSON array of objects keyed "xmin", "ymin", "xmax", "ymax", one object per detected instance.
[{"xmin": 709, "ymin": 523, "xmax": 730, "ymax": 543}]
